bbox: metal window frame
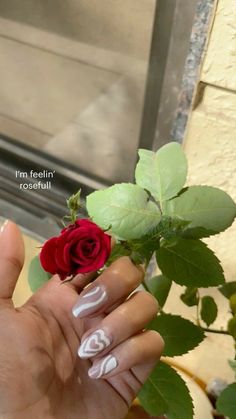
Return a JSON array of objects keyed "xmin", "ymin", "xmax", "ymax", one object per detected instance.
[{"xmin": 138, "ymin": 0, "xmax": 177, "ymax": 150}]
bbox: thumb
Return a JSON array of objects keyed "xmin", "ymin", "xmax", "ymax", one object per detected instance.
[{"xmin": 0, "ymin": 220, "xmax": 25, "ymax": 299}]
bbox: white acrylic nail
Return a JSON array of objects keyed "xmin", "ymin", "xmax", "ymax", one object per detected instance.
[
  {"xmin": 88, "ymin": 355, "xmax": 118, "ymax": 379},
  {"xmin": 78, "ymin": 329, "xmax": 111, "ymax": 359},
  {"xmin": 72, "ymin": 286, "xmax": 107, "ymax": 318}
]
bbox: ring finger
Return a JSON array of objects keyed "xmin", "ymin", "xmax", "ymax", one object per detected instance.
[{"xmin": 87, "ymin": 330, "xmax": 164, "ymax": 380}]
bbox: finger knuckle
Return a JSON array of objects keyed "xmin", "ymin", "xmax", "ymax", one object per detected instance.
[{"xmin": 4, "ymin": 256, "xmax": 23, "ymax": 273}]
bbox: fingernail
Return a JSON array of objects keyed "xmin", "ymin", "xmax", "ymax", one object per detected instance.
[
  {"xmin": 72, "ymin": 285, "xmax": 107, "ymax": 318},
  {"xmin": 78, "ymin": 329, "xmax": 112, "ymax": 359},
  {"xmin": 88, "ymin": 355, "xmax": 118, "ymax": 379},
  {"xmin": 0, "ymin": 220, "xmax": 9, "ymax": 233}
]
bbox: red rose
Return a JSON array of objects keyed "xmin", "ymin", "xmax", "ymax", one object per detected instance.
[{"xmin": 40, "ymin": 219, "xmax": 111, "ymax": 279}]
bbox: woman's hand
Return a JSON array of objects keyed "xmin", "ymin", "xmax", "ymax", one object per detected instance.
[{"xmin": 0, "ymin": 221, "xmax": 164, "ymax": 419}]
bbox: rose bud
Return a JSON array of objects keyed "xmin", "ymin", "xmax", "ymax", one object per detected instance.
[{"xmin": 40, "ymin": 219, "xmax": 112, "ymax": 280}]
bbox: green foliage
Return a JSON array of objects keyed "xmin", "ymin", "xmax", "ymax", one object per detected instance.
[
  {"xmin": 135, "ymin": 143, "xmax": 188, "ymax": 205},
  {"xmin": 66, "ymin": 189, "xmax": 81, "ymax": 223},
  {"xmin": 60, "ymin": 143, "xmax": 236, "ymax": 418},
  {"xmin": 128, "ymin": 234, "xmax": 160, "ymax": 266},
  {"xmin": 229, "ymin": 294, "xmax": 236, "ymax": 314},
  {"xmin": 228, "ymin": 360, "xmax": 236, "ymax": 379},
  {"xmin": 106, "ymin": 243, "xmax": 131, "ymax": 266},
  {"xmin": 180, "ymin": 287, "xmax": 199, "ymax": 307},
  {"xmin": 86, "ymin": 183, "xmax": 161, "ymax": 240},
  {"xmin": 200, "ymin": 296, "xmax": 218, "ymax": 327},
  {"xmin": 147, "ymin": 275, "xmax": 172, "ymax": 308},
  {"xmin": 67, "ymin": 189, "xmax": 81, "ymax": 211},
  {"xmin": 219, "ymin": 281, "xmax": 236, "ymax": 299},
  {"xmin": 156, "ymin": 238, "xmax": 225, "ymax": 287},
  {"xmin": 28, "ymin": 255, "xmax": 52, "ymax": 292},
  {"xmin": 164, "ymin": 185, "xmax": 236, "ymax": 238},
  {"xmin": 227, "ymin": 316, "xmax": 236, "ymax": 340},
  {"xmin": 138, "ymin": 361, "xmax": 194, "ymax": 419},
  {"xmin": 148, "ymin": 314, "xmax": 205, "ymax": 356},
  {"xmin": 155, "ymin": 216, "xmax": 191, "ymax": 240},
  {"xmin": 216, "ymin": 383, "xmax": 236, "ymax": 419},
  {"xmin": 182, "ymin": 227, "xmax": 215, "ymax": 239}
]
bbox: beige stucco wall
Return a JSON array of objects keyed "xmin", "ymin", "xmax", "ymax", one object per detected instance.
[{"xmin": 183, "ymin": 0, "xmax": 236, "ymax": 281}]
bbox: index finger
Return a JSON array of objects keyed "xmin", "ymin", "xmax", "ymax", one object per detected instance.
[{"xmin": 72, "ymin": 256, "xmax": 144, "ymax": 318}]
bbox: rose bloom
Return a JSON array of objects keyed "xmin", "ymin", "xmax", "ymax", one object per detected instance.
[{"xmin": 40, "ymin": 219, "xmax": 111, "ymax": 279}]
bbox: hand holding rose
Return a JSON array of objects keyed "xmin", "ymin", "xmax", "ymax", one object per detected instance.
[{"xmin": 0, "ymin": 221, "xmax": 163, "ymax": 419}]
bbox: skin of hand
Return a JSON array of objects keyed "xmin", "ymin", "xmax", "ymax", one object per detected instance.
[{"xmin": 0, "ymin": 221, "xmax": 164, "ymax": 419}]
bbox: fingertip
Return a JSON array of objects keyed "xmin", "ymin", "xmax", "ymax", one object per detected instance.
[
  {"xmin": 148, "ymin": 330, "xmax": 165, "ymax": 357},
  {"xmin": 11, "ymin": 221, "xmax": 25, "ymax": 263},
  {"xmin": 0, "ymin": 220, "xmax": 25, "ymax": 263},
  {"xmin": 0, "ymin": 220, "xmax": 25, "ymax": 299}
]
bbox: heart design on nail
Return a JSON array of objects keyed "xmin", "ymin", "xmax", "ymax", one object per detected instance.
[
  {"xmin": 89, "ymin": 335, "xmax": 105, "ymax": 351},
  {"xmin": 79, "ymin": 329, "xmax": 111, "ymax": 358}
]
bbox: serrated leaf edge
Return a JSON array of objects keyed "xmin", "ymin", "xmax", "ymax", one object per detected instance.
[
  {"xmin": 152, "ymin": 313, "xmax": 205, "ymax": 356},
  {"xmin": 140, "ymin": 361, "xmax": 194, "ymax": 418}
]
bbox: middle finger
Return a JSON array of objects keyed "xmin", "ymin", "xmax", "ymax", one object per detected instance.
[{"xmin": 77, "ymin": 290, "xmax": 158, "ymax": 359}]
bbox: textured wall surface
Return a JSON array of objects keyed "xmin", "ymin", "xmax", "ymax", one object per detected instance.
[
  {"xmin": 202, "ymin": 0, "xmax": 236, "ymax": 90},
  {"xmin": 184, "ymin": 0, "xmax": 236, "ymax": 281},
  {"xmin": 173, "ymin": 0, "xmax": 236, "ymax": 383},
  {"xmin": 184, "ymin": 85, "xmax": 236, "ymax": 280}
]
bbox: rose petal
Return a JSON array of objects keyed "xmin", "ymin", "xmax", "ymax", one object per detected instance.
[
  {"xmin": 40, "ymin": 237, "xmax": 58, "ymax": 274},
  {"xmin": 55, "ymin": 235, "xmax": 72, "ymax": 273}
]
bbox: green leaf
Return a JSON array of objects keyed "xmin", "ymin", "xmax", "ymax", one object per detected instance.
[
  {"xmin": 106, "ymin": 243, "xmax": 131, "ymax": 266},
  {"xmin": 219, "ymin": 281, "xmax": 236, "ymax": 299},
  {"xmin": 148, "ymin": 313, "xmax": 204, "ymax": 356},
  {"xmin": 155, "ymin": 216, "xmax": 191, "ymax": 240},
  {"xmin": 182, "ymin": 227, "xmax": 215, "ymax": 239},
  {"xmin": 130, "ymin": 236, "xmax": 159, "ymax": 261},
  {"xmin": 200, "ymin": 296, "xmax": 218, "ymax": 326},
  {"xmin": 216, "ymin": 383, "xmax": 236, "ymax": 419},
  {"xmin": 180, "ymin": 287, "xmax": 199, "ymax": 307},
  {"xmin": 86, "ymin": 183, "xmax": 161, "ymax": 240},
  {"xmin": 28, "ymin": 255, "xmax": 52, "ymax": 292},
  {"xmin": 227, "ymin": 316, "xmax": 236, "ymax": 339},
  {"xmin": 138, "ymin": 361, "xmax": 194, "ymax": 419},
  {"xmin": 164, "ymin": 186, "xmax": 236, "ymax": 238},
  {"xmin": 229, "ymin": 294, "xmax": 236, "ymax": 314},
  {"xmin": 135, "ymin": 143, "xmax": 188, "ymax": 204},
  {"xmin": 156, "ymin": 238, "xmax": 225, "ymax": 287},
  {"xmin": 228, "ymin": 360, "xmax": 236, "ymax": 379},
  {"xmin": 146, "ymin": 275, "xmax": 172, "ymax": 307}
]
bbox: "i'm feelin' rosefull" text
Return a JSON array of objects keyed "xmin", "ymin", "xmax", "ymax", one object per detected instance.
[{"xmin": 15, "ymin": 170, "xmax": 55, "ymax": 190}]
